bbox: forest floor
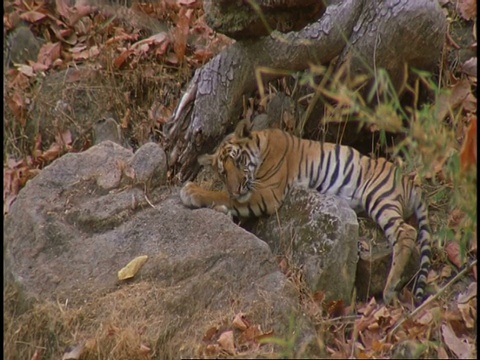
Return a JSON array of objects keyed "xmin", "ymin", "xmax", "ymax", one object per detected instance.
[{"xmin": 4, "ymin": 0, "xmax": 477, "ymax": 359}]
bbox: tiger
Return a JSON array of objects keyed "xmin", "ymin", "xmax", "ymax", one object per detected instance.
[{"xmin": 180, "ymin": 119, "xmax": 432, "ymax": 305}]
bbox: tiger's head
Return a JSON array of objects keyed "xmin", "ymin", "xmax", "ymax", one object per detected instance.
[{"xmin": 198, "ymin": 120, "xmax": 261, "ymax": 203}]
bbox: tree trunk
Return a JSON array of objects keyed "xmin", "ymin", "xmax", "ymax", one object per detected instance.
[
  {"xmin": 165, "ymin": 0, "xmax": 446, "ymax": 182},
  {"xmin": 336, "ymin": 0, "xmax": 447, "ymax": 94}
]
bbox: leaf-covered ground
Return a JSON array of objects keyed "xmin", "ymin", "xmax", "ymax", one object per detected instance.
[{"xmin": 3, "ymin": 0, "xmax": 477, "ymax": 358}]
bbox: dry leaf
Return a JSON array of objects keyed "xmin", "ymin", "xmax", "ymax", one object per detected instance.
[
  {"xmin": 327, "ymin": 299, "xmax": 346, "ymax": 318},
  {"xmin": 255, "ymin": 329, "xmax": 274, "ymax": 343},
  {"xmin": 460, "ymin": 116, "xmax": 477, "ymax": 172},
  {"xmin": 445, "ymin": 241, "xmax": 464, "ymax": 269},
  {"xmin": 70, "ymin": 44, "xmax": 87, "ymax": 53},
  {"xmin": 51, "ymin": 25, "xmax": 75, "ymax": 44},
  {"xmin": 55, "ymin": 129, "xmax": 73, "ymax": 147},
  {"xmin": 367, "ymin": 322, "xmax": 380, "ymax": 331},
  {"xmin": 458, "ymin": 282, "xmax": 477, "ymax": 304},
  {"xmin": 55, "ymin": 0, "xmax": 95, "ymax": 26},
  {"xmin": 149, "ymin": 102, "xmax": 173, "ymax": 126},
  {"xmin": 165, "ymin": 52, "xmax": 179, "ymax": 65},
  {"xmin": 313, "ymin": 290, "xmax": 325, "ymax": 304},
  {"xmin": 105, "ymin": 31, "xmax": 139, "ymax": 45},
  {"xmin": 457, "ymin": 282, "xmax": 477, "ymax": 329},
  {"xmin": 441, "ymin": 323, "xmax": 474, "ymax": 358},
  {"xmin": 132, "ymin": 32, "xmax": 168, "ymax": 50},
  {"xmin": 416, "ymin": 310, "xmax": 433, "ymax": 325},
  {"xmin": 232, "ymin": 313, "xmax": 248, "ymax": 331},
  {"xmin": 29, "ymin": 61, "xmax": 50, "ymax": 72},
  {"xmin": 435, "ymin": 79, "xmax": 471, "ymax": 121},
  {"xmin": 373, "ymin": 306, "xmax": 389, "ymax": 321},
  {"xmin": 461, "ymin": 92, "xmax": 477, "ymax": 114},
  {"xmin": 38, "ymin": 42, "xmax": 62, "ymax": 67},
  {"xmin": 20, "ymin": 10, "xmax": 47, "ymax": 23},
  {"xmin": 67, "ymin": 5, "xmax": 96, "ymax": 26},
  {"xmin": 56, "ymin": 0, "xmax": 71, "ymax": 19},
  {"xmin": 178, "ymin": 0, "xmax": 199, "ymax": 6},
  {"xmin": 458, "ymin": 300, "xmax": 476, "ymax": 329},
  {"xmin": 118, "ymin": 255, "xmax": 149, "ymax": 280},
  {"xmin": 437, "ymin": 345, "xmax": 450, "ymax": 359},
  {"xmin": 217, "ymin": 330, "xmax": 235, "ymax": 355},
  {"xmin": 62, "ymin": 343, "xmax": 85, "ymax": 360},
  {"xmin": 114, "ymin": 49, "xmax": 135, "ymax": 69},
  {"xmin": 240, "ymin": 324, "xmax": 261, "ymax": 342},
  {"xmin": 278, "ymin": 256, "xmax": 289, "ymax": 274},
  {"xmin": 440, "ymin": 265, "xmax": 453, "ymax": 278},
  {"xmin": 457, "ymin": 0, "xmax": 477, "ymax": 20},
  {"xmin": 355, "ymin": 316, "xmax": 375, "ymax": 333},
  {"xmin": 372, "ymin": 340, "xmax": 392, "ymax": 353},
  {"xmin": 193, "ymin": 48, "xmax": 213, "ymax": 63},
  {"xmin": 461, "ymin": 57, "xmax": 477, "ymax": 78},
  {"xmin": 139, "ymin": 343, "xmax": 151, "ymax": 355},
  {"xmin": 359, "ymin": 297, "xmax": 377, "ymax": 317},
  {"xmin": 31, "ymin": 350, "xmax": 41, "ymax": 360},
  {"xmin": 173, "ymin": 7, "xmax": 192, "ymax": 62},
  {"xmin": 4, "ymin": 10, "xmax": 21, "ymax": 30},
  {"xmin": 448, "ymin": 209, "xmax": 466, "ymax": 228},
  {"xmin": 71, "ymin": 45, "xmax": 100, "ymax": 61},
  {"xmin": 202, "ymin": 326, "xmax": 218, "ymax": 342},
  {"xmin": 17, "ymin": 65, "xmax": 35, "ymax": 77},
  {"xmin": 35, "ymin": 143, "xmax": 62, "ymax": 164},
  {"xmin": 205, "ymin": 344, "xmax": 219, "ymax": 356}
]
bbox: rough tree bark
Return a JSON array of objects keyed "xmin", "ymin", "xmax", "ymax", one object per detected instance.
[{"xmin": 165, "ymin": 0, "xmax": 446, "ymax": 182}]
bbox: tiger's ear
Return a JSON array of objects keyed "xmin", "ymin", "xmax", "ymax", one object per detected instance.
[
  {"xmin": 234, "ymin": 119, "xmax": 253, "ymax": 138},
  {"xmin": 198, "ymin": 153, "xmax": 215, "ymax": 167}
]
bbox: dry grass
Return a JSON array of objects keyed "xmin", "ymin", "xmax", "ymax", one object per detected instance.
[
  {"xmin": 4, "ymin": 278, "xmax": 289, "ymax": 359},
  {"xmin": 3, "ymin": 281, "xmax": 197, "ymax": 359}
]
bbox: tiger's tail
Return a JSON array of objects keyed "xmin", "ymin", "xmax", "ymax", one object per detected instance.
[{"xmin": 411, "ymin": 187, "xmax": 432, "ymax": 303}]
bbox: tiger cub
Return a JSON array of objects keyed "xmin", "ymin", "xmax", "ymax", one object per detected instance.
[{"xmin": 180, "ymin": 120, "xmax": 431, "ymax": 305}]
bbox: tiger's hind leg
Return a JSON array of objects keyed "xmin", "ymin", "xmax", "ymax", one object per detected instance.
[
  {"xmin": 384, "ymin": 223, "xmax": 417, "ymax": 304},
  {"xmin": 376, "ymin": 211, "xmax": 418, "ymax": 304}
]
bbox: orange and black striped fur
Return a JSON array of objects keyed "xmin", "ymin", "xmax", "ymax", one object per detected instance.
[{"xmin": 181, "ymin": 120, "xmax": 431, "ymax": 304}]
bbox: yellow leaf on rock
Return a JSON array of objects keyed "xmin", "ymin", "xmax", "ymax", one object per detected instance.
[{"xmin": 118, "ymin": 255, "xmax": 148, "ymax": 280}]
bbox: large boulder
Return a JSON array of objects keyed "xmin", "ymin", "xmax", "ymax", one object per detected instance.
[
  {"xmin": 252, "ymin": 188, "xmax": 359, "ymax": 303},
  {"xmin": 4, "ymin": 141, "xmax": 314, "ymax": 358}
]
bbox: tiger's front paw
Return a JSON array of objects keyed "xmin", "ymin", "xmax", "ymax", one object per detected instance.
[{"xmin": 180, "ymin": 181, "xmax": 205, "ymax": 208}]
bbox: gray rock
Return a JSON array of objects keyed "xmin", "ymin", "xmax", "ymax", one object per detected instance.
[
  {"xmin": 251, "ymin": 113, "xmax": 270, "ymax": 131},
  {"xmin": 355, "ymin": 220, "xmax": 420, "ymax": 302},
  {"xmin": 127, "ymin": 142, "xmax": 167, "ymax": 188},
  {"xmin": 267, "ymin": 92, "xmax": 296, "ymax": 130},
  {"xmin": 6, "ymin": 25, "xmax": 43, "ymax": 66},
  {"xmin": 252, "ymin": 188, "xmax": 359, "ymax": 303},
  {"xmin": 94, "ymin": 117, "xmax": 123, "ymax": 146},
  {"xmin": 4, "ymin": 141, "xmax": 315, "ymax": 357}
]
